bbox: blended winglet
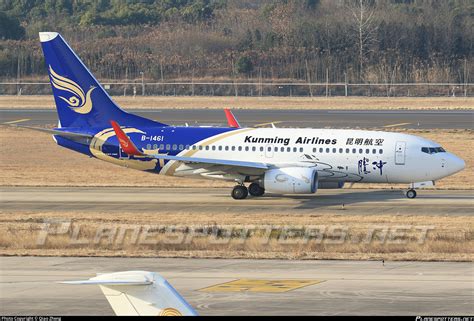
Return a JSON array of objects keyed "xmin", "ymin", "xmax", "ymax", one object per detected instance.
[
  {"xmin": 224, "ymin": 108, "xmax": 241, "ymax": 128},
  {"xmin": 110, "ymin": 120, "xmax": 143, "ymax": 156},
  {"xmin": 61, "ymin": 271, "xmax": 198, "ymax": 316}
]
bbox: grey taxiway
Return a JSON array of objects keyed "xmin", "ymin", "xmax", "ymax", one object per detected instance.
[
  {"xmin": 1, "ymin": 257, "xmax": 472, "ymax": 315},
  {"xmin": 1, "ymin": 108, "xmax": 473, "ymax": 129},
  {"xmin": 1, "ymin": 187, "xmax": 473, "ymax": 216}
]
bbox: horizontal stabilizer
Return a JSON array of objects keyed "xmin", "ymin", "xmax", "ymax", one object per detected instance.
[{"xmin": 2, "ymin": 123, "xmax": 93, "ymax": 138}]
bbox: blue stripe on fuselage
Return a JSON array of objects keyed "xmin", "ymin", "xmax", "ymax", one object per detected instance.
[{"xmin": 55, "ymin": 126, "xmax": 238, "ymax": 173}]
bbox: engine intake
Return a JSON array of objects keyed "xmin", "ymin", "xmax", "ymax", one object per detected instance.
[{"xmin": 263, "ymin": 167, "xmax": 318, "ymax": 194}]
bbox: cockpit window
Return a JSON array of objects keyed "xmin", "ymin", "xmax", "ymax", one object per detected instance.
[{"xmin": 421, "ymin": 147, "xmax": 446, "ymax": 154}]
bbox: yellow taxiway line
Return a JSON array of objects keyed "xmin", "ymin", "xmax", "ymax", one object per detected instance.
[
  {"xmin": 254, "ymin": 121, "xmax": 283, "ymax": 127},
  {"xmin": 383, "ymin": 122, "xmax": 411, "ymax": 128},
  {"xmin": 3, "ymin": 118, "xmax": 30, "ymax": 124}
]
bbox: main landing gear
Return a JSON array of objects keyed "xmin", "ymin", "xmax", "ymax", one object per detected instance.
[
  {"xmin": 406, "ymin": 189, "xmax": 417, "ymax": 199},
  {"xmin": 248, "ymin": 182, "xmax": 265, "ymax": 197},
  {"xmin": 231, "ymin": 185, "xmax": 248, "ymax": 200},
  {"xmin": 231, "ymin": 183, "xmax": 265, "ymax": 200}
]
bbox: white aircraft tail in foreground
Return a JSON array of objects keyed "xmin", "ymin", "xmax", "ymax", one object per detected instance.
[{"xmin": 62, "ymin": 271, "xmax": 198, "ymax": 316}]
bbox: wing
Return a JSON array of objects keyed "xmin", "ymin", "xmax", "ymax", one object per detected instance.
[
  {"xmin": 110, "ymin": 120, "xmax": 268, "ymax": 170},
  {"xmin": 61, "ymin": 271, "xmax": 197, "ymax": 316}
]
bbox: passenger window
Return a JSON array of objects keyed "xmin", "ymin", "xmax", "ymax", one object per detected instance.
[
  {"xmin": 280, "ymin": 147, "xmax": 285, "ymax": 152},
  {"xmin": 274, "ymin": 147, "xmax": 278, "ymax": 152},
  {"xmin": 153, "ymin": 144, "xmax": 158, "ymax": 149},
  {"xmin": 245, "ymin": 146, "xmax": 249, "ymax": 151},
  {"xmin": 267, "ymin": 147, "xmax": 271, "ymax": 152},
  {"xmin": 179, "ymin": 144, "xmax": 184, "ymax": 150},
  {"xmin": 300, "ymin": 147, "xmax": 304, "ymax": 152},
  {"xmin": 260, "ymin": 147, "xmax": 264, "ymax": 152},
  {"xmin": 225, "ymin": 146, "xmax": 229, "ymax": 151},
  {"xmin": 346, "ymin": 148, "xmax": 350, "ymax": 153},
  {"xmin": 252, "ymin": 146, "xmax": 256, "ymax": 152},
  {"xmin": 147, "ymin": 144, "xmax": 151, "ymax": 149},
  {"xmin": 326, "ymin": 148, "xmax": 330, "ymax": 153},
  {"xmin": 313, "ymin": 148, "xmax": 317, "ymax": 153},
  {"xmin": 238, "ymin": 146, "xmax": 242, "ymax": 151},
  {"xmin": 205, "ymin": 146, "xmax": 209, "ymax": 151},
  {"xmin": 160, "ymin": 144, "xmax": 164, "ymax": 150},
  {"xmin": 166, "ymin": 144, "xmax": 171, "ymax": 150},
  {"xmin": 293, "ymin": 147, "xmax": 297, "ymax": 152},
  {"xmin": 372, "ymin": 149, "xmax": 376, "ymax": 154},
  {"xmin": 339, "ymin": 148, "xmax": 343, "ymax": 153},
  {"xmin": 199, "ymin": 146, "xmax": 203, "ymax": 150},
  {"xmin": 172, "ymin": 144, "xmax": 177, "ymax": 150},
  {"xmin": 232, "ymin": 146, "xmax": 236, "ymax": 151},
  {"xmin": 352, "ymin": 148, "xmax": 356, "ymax": 153},
  {"xmin": 379, "ymin": 149, "xmax": 383, "ymax": 154},
  {"xmin": 359, "ymin": 149, "xmax": 363, "ymax": 154},
  {"xmin": 218, "ymin": 146, "xmax": 222, "ymax": 151},
  {"xmin": 287, "ymin": 147, "xmax": 291, "ymax": 152},
  {"xmin": 319, "ymin": 148, "xmax": 323, "ymax": 153}
]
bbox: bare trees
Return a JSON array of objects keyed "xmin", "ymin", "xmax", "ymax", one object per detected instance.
[
  {"xmin": 0, "ymin": 0, "xmax": 471, "ymax": 88},
  {"xmin": 347, "ymin": 0, "xmax": 378, "ymax": 81}
]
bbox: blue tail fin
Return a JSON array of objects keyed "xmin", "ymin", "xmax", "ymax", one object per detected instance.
[{"xmin": 39, "ymin": 32, "xmax": 167, "ymax": 128}]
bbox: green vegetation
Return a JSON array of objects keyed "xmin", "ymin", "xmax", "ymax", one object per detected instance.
[
  {"xmin": 236, "ymin": 56, "xmax": 253, "ymax": 75},
  {"xmin": 0, "ymin": 0, "xmax": 472, "ymax": 85}
]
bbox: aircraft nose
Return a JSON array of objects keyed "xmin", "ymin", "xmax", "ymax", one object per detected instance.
[{"xmin": 448, "ymin": 154, "xmax": 465, "ymax": 175}]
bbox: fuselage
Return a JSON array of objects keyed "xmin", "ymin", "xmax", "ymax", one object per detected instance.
[{"xmin": 55, "ymin": 126, "xmax": 465, "ymax": 185}]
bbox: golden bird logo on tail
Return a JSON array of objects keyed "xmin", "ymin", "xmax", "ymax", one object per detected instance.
[{"xmin": 49, "ymin": 65, "xmax": 95, "ymax": 114}]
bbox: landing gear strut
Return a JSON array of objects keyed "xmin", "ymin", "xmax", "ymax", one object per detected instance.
[
  {"xmin": 248, "ymin": 183, "xmax": 265, "ymax": 197},
  {"xmin": 231, "ymin": 185, "xmax": 248, "ymax": 200},
  {"xmin": 406, "ymin": 189, "xmax": 417, "ymax": 199}
]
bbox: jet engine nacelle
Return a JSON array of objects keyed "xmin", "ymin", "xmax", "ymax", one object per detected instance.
[
  {"xmin": 317, "ymin": 181, "xmax": 345, "ymax": 189},
  {"xmin": 263, "ymin": 167, "xmax": 318, "ymax": 194}
]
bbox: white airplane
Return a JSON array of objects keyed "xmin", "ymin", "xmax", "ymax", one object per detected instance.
[
  {"xmin": 17, "ymin": 32, "xmax": 465, "ymax": 200},
  {"xmin": 62, "ymin": 271, "xmax": 198, "ymax": 316}
]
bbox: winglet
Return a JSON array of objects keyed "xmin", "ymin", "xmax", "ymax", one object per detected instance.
[
  {"xmin": 61, "ymin": 271, "xmax": 198, "ymax": 316},
  {"xmin": 224, "ymin": 108, "xmax": 240, "ymax": 128},
  {"xmin": 110, "ymin": 120, "xmax": 143, "ymax": 156}
]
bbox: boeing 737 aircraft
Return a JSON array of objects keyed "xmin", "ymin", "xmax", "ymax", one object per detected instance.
[{"xmin": 17, "ymin": 32, "xmax": 465, "ymax": 199}]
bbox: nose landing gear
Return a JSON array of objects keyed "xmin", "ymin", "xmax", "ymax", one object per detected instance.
[{"xmin": 406, "ymin": 189, "xmax": 417, "ymax": 199}]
